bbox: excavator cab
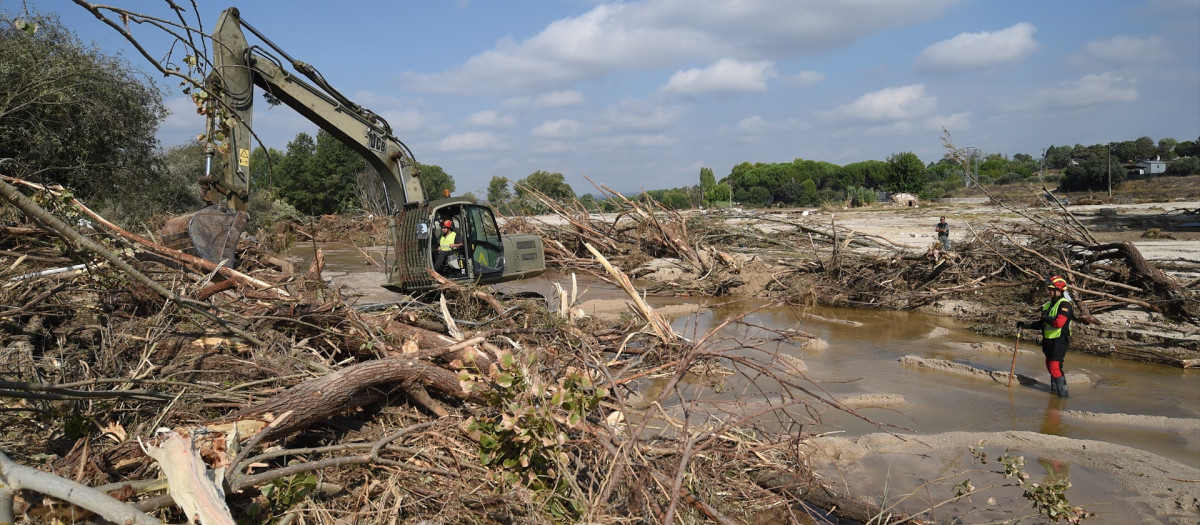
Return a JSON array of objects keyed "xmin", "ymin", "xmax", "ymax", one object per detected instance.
[{"xmin": 385, "ymin": 198, "xmax": 544, "ymax": 294}]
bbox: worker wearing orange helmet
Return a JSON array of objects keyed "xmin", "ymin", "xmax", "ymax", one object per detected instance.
[
  {"xmin": 1016, "ymin": 275, "xmax": 1074, "ymax": 397},
  {"xmin": 434, "ymin": 219, "xmax": 462, "ymax": 274}
]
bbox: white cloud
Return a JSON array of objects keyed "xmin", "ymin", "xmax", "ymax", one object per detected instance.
[
  {"xmin": 600, "ymin": 100, "xmax": 687, "ymax": 130},
  {"xmin": 500, "ymin": 96, "xmax": 531, "ymax": 109},
  {"xmin": 532, "ymin": 119, "xmax": 584, "ymax": 138},
  {"xmin": 379, "ymin": 109, "xmax": 430, "ymax": 134},
  {"xmin": 915, "ymin": 22, "xmax": 1039, "ymax": 73},
  {"xmin": 721, "ymin": 115, "xmax": 791, "ymax": 135},
  {"xmin": 1075, "ymin": 35, "xmax": 1171, "ymax": 66},
  {"xmin": 533, "ymin": 90, "xmax": 585, "ymax": 108},
  {"xmin": 923, "ymin": 112, "xmax": 971, "ymax": 132},
  {"xmin": 588, "ymin": 134, "xmax": 674, "ymax": 149},
  {"xmin": 404, "ymin": 0, "xmax": 958, "ymax": 95},
  {"xmin": 1019, "ymin": 72, "xmax": 1139, "ymax": 110},
  {"xmin": 820, "ymin": 84, "xmax": 938, "ymax": 122},
  {"xmin": 784, "ymin": 70, "xmax": 826, "ymax": 88},
  {"xmin": 435, "ymin": 131, "xmax": 508, "ymax": 152},
  {"xmin": 862, "ymin": 121, "xmax": 916, "ymax": 137},
  {"xmin": 657, "ymin": 59, "xmax": 776, "ymax": 96},
  {"xmin": 466, "ymin": 110, "xmax": 516, "ymax": 127}
]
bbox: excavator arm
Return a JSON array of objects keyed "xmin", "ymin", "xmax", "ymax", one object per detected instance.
[
  {"xmin": 205, "ymin": 7, "xmax": 423, "ymax": 209},
  {"xmin": 164, "ymin": 7, "xmax": 544, "ymax": 294},
  {"xmin": 163, "ymin": 7, "xmax": 423, "ymax": 263}
]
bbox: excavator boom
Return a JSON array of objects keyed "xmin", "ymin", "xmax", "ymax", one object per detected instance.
[{"xmin": 163, "ymin": 7, "xmax": 544, "ymax": 293}]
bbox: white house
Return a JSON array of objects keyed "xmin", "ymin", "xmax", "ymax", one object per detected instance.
[{"xmin": 1134, "ymin": 160, "xmax": 1166, "ymax": 175}]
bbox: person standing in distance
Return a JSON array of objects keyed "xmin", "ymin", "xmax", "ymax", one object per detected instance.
[
  {"xmin": 1017, "ymin": 276, "xmax": 1074, "ymax": 397},
  {"xmin": 936, "ymin": 216, "xmax": 950, "ymax": 250}
]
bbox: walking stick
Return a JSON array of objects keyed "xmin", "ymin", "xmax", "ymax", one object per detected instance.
[{"xmin": 1007, "ymin": 330, "xmax": 1021, "ymax": 387}]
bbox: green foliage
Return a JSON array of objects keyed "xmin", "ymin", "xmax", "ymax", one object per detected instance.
[
  {"xmin": 248, "ymin": 146, "xmax": 284, "ymax": 188},
  {"xmin": 699, "ymin": 166, "xmax": 716, "ymax": 194},
  {"xmin": 246, "ymin": 187, "xmax": 300, "ymax": 234},
  {"xmin": 1061, "ymin": 148, "xmax": 1126, "ymax": 191},
  {"xmin": 1166, "ymin": 156, "xmax": 1200, "ymax": 176},
  {"xmin": 515, "ymin": 170, "xmax": 576, "ymax": 201},
  {"xmin": 464, "ymin": 350, "xmax": 606, "ymax": 520},
  {"xmin": 418, "ymin": 162, "xmax": 456, "ymax": 199},
  {"xmin": 1156, "ymin": 138, "xmax": 1178, "ymax": 160},
  {"xmin": 885, "ymin": 152, "xmax": 927, "ymax": 194},
  {"xmin": 705, "ymin": 180, "xmax": 732, "ymax": 205},
  {"xmin": 0, "ymin": 10, "xmax": 169, "ymax": 223},
  {"xmin": 1176, "ymin": 139, "xmax": 1199, "ymax": 158},
  {"xmin": 487, "ymin": 176, "xmax": 512, "ymax": 206},
  {"xmin": 643, "ymin": 188, "xmax": 691, "ymax": 210},
  {"xmin": 845, "ymin": 186, "xmax": 876, "ymax": 207},
  {"xmin": 273, "ymin": 130, "xmax": 364, "ymax": 214},
  {"xmin": 835, "ymin": 160, "xmax": 889, "ymax": 190},
  {"xmin": 966, "ymin": 444, "xmax": 1089, "ymax": 523},
  {"xmin": 243, "ymin": 467, "xmax": 318, "ymax": 524}
]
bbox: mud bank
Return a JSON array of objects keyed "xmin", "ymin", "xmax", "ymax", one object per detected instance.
[{"xmin": 810, "ymin": 430, "xmax": 1200, "ymax": 524}]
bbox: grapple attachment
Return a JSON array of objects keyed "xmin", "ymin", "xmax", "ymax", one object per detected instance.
[{"xmin": 161, "ymin": 206, "xmax": 248, "ymax": 266}]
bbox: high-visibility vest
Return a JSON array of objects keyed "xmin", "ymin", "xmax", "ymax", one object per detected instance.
[
  {"xmin": 438, "ymin": 231, "xmax": 457, "ymax": 252},
  {"xmin": 1041, "ymin": 297, "xmax": 1070, "ymax": 339}
]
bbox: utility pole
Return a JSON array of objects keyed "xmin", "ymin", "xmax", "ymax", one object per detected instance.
[{"xmin": 1107, "ymin": 143, "xmax": 1113, "ymax": 198}]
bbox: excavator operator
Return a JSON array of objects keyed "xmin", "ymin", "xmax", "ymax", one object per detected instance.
[{"xmin": 434, "ymin": 220, "xmax": 462, "ymax": 275}]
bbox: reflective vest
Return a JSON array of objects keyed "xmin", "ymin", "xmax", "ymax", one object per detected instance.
[
  {"xmin": 1041, "ymin": 297, "xmax": 1070, "ymax": 340},
  {"xmin": 438, "ymin": 231, "xmax": 457, "ymax": 252}
]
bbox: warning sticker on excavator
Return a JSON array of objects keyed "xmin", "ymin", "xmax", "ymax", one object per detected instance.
[{"xmin": 238, "ymin": 148, "xmax": 250, "ymax": 167}]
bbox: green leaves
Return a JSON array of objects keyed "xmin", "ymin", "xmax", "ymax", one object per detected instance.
[
  {"xmin": 14, "ymin": 19, "xmax": 38, "ymax": 36},
  {"xmin": 467, "ymin": 350, "xmax": 605, "ymax": 520}
]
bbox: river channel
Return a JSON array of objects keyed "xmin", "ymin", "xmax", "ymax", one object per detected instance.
[{"xmin": 298, "ymin": 242, "xmax": 1199, "ymax": 471}]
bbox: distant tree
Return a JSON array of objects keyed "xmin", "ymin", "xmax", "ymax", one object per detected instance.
[
  {"xmin": 835, "ymin": 160, "xmax": 889, "ymax": 190},
  {"xmin": 1061, "ymin": 149, "xmax": 1126, "ymax": 191},
  {"xmin": 1176, "ymin": 139, "xmax": 1199, "ymax": 158},
  {"xmin": 745, "ymin": 186, "xmax": 771, "ymax": 207},
  {"xmin": 1043, "ymin": 145, "xmax": 1071, "ymax": 170},
  {"xmin": 1165, "ymin": 157, "xmax": 1199, "ymax": 176},
  {"xmin": 578, "ymin": 193, "xmax": 597, "ymax": 211},
  {"xmin": 978, "ymin": 154, "xmax": 1009, "ymax": 181},
  {"xmin": 0, "ymin": 10, "xmax": 168, "ymax": 222},
  {"xmin": 248, "ymin": 145, "xmax": 284, "ymax": 187},
  {"xmin": 705, "ymin": 180, "xmax": 731, "ymax": 206},
  {"xmin": 1112, "ymin": 141, "xmax": 1137, "ymax": 163},
  {"xmin": 1156, "ymin": 138, "xmax": 1178, "ymax": 161},
  {"xmin": 418, "ymin": 163, "xmax": 455, "ymax": 199},
  {"xmin": 515, "ymin": 170, "xmax": 575, "ymax": 201},
  {"xmin": 699, "ymin": 167, "xmax": 716, "ymax": 195},
  {"xmin": 486, "ymin": 176, "xmax": 512, "ymax": 205},
  {"xmin": 1133, "ymin": 136, "xmax": 1156, "ymax": 161},
  {"xmin": 1013, "ymin": 153, "xmax": 1034, "ymax": 163},
  {"xmin": 305, "ymin": 129, "xmax": 365, "ymax": 213},
  {"xmin": 276, "ymin": 132, "xmax": 316, "ymax": 212},
  {"xmin": 884, "ymin": 152, "xmax": 927, "ymax": 194}
]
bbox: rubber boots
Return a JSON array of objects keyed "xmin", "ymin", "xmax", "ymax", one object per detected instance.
[{"xmin": 1052, "ymin": 377, "xmax": 1068, "ymax": 398}]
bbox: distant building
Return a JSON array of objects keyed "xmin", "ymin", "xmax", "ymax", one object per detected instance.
[{"xmin": 1134, "ymin": 160, "xmax": 1166, "ymax": 175}]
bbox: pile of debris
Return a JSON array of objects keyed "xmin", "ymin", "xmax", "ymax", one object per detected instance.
[{"xmin": 1, "ymin": 174, "xmax": 912, "ymax": 524}]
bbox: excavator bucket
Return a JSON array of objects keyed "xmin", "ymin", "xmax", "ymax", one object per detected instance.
[{"xmin": 161, "ymin": 206, "xmax": 248, "ymax": 266}]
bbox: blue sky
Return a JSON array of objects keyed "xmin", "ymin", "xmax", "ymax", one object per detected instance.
[{"xmin": 25, "ymin": 0, "xmax": 1200, "ymax": 196}]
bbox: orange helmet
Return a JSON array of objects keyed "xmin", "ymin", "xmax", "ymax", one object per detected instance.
[
  {"xmin": 442, "ymin": 220, "xmax": 453, "ymax": 228},
  {"xmin": 1045, "ymin": 275, "xmax": 1067, "ymax": 290}
]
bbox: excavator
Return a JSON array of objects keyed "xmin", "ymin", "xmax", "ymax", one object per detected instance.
[{"xmin": 161, "ymin": 7, "xmax": 544, "ymax": 294}]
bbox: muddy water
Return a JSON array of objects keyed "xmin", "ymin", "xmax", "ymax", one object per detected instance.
[{"xmin": 295, "ymin": 243, "xmax": 1200, "ymax": 469}]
